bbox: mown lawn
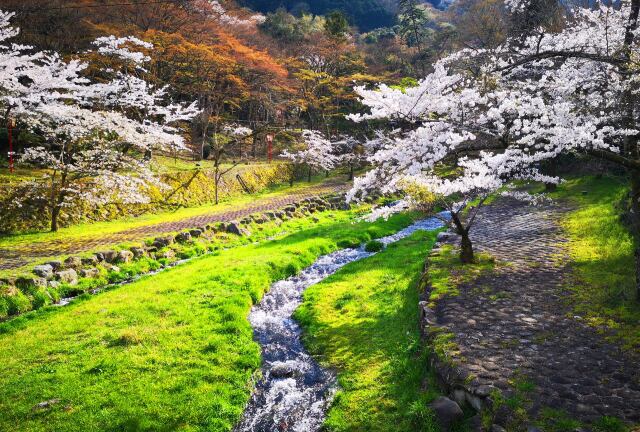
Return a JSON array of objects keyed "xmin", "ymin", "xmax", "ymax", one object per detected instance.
[
  {"xmin": 0, "ymin": 212, "xmax": 417, "ymax": 432},
  {"xmin": 551, "ymin": 176, "xmax": 640, "ymax": 350},
  {"xmin": 295, "ymin": 230, "xmax": 450, "ymax": 432}
]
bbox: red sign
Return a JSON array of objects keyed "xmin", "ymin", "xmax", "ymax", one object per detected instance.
[{"xmin": 266, "ymin": 134, "xmax": 274, "ymax": 163}]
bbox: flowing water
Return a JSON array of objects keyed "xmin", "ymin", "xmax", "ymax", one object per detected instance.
[{"xmin": 235, "ymin": 213, "xmax": 448, "ymax": 432}]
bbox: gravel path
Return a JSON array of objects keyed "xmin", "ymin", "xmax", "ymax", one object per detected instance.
[
  {"xmin": 436, "ymin": 197, "xmax": 640, "ymax": 425},
  {"xmin": 0, "ymin": 181, "xmax": 348, "ymax": 271}
]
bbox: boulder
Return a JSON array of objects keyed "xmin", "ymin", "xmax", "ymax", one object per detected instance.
[
  {"xmin": 189, "ymin": 229, "xmax": 203, "ymax": 238},
  {"xmin": 116, "ymin": 250, "xmax": 134, "ymax": 263},
  {"xmin": 270, "ymin": 362, "xmax": 298, "ymax": 378},
  {"xmin": 93, "ymin": 253, "xmax": 105, "ymax": 263},
  {"xmin": 33, "ymin": 264, "xmax": 54, "ymax": 280},
  {"xmin": 101, "ymin": 250, "xmax": 119, "ymax": 263},
  {"xmin": 16, "ymin": 276, "xmax": 47, "ymax": 290},
  {"xmin": 436, "ymin": 231, "xmax": 460, "ymax": 243},
  {"xmin": 175, "ymin": 232, "xmax": 192, "ymax": 243},
  {"xmin": 56, "ymin": 269, "xmax": 78, "ymax": 285},
  {"xmin": 45, "ymin": 260, "xmax": 63, "ymax": 271},
  {"xmin": 63, "ymin": 256, "xmax": 82, "ymax": 269},
  {"xmin": 81, "ymin": 256, "xmax": 99, "ymax": 266},
  {"xmin": 430, "ymin": 397, "xmax": 464, "ymax": 429},
  {"xmin": 130, "ymin": 247, "xmax": 146, "ymax": 258},
  {"xmin": 79, "ymin": 268, "xmax": 100, "ymax": 278},
  {"xmin": 158, "ymin": 249, "xmax": 175, "ymax": 260},
  {"xmin": 226, "ymin": 222, "xmax": 250, "ymax": 236},
  {"xmin": 47, "ymin": 280, "xmax": 61, "ymax": 289},
  {"xmin": 491, "ymin": 425, "xmax": 507, "ymax": 432},
  {"xmin": 152, "ymin": 236, "xmax": 174, "ymax": 248}
]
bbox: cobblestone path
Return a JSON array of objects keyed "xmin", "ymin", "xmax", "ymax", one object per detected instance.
[
  {"xmin": 0, "ymin": 181, "xmax": 348, "ymax": 271},
  {"xmin": 436, "ymin": 198, "xmax": 640, "ymax": 425}
]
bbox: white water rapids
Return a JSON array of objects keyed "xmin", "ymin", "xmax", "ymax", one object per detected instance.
[{"xmin": 235, "ymin": 213, "xmax": 448, "ymax": 432}]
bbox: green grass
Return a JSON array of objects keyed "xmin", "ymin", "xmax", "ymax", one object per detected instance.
[
  {"xmin": 295, "ymin": 230, "xmax": 459, "ymax": 432},
  {"xmin": 549, "ymin": 176, "xmax": 640, "ymax": 350},
  {"xmin": 427, "ymin": 244, "xmax": 495, "ymax": 308},
  {"xmin": 0, "ymin": 211, "xmax": 418, "ymax": 432}
]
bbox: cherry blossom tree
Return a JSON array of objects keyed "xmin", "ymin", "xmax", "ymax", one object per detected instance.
[
  {"xmin": 349, "ymin": 0, "xmax": 640, "ymax": 293},
  {"xmin": 208, "ymin": 124, "xmax": 253, "ymax": 204},
  {"xmin": 334, "ymin": 135, "xmax": 366, "ymax": 180},
  {"xmin": 281, "ymin": 129, "xmax": 338, "ymax": 184},
  {"xmin": 0, "ymin": 11, "xmax": 198, "ymax": 231}
]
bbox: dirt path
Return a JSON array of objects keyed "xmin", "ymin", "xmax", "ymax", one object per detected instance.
[
  {"xmin": 0, "ymin": 181, "xmax": 348, "ymax": 271},
  {"xmin": 436, "ymin": 198, "xmax": 640, "ymax": 425}
]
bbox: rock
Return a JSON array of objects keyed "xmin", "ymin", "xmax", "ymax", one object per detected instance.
[
  {"xmin": 312, "ymin": 216, "xmax": 320, "ymax": 223},
  {"xmin": 226, "ymin": 222, "xmax": 250, "ymax": 236},
  {"xmin": 101, "ymin": 250, "xmax": 119, "ymax": 263},
  {"xmin": 56, "ymin": 269, "xmax": 78, "ymax": 285},
  {"xmin": 430, "ymin": 397, "xmax": 464, "ymax": 428},
  {"xmin": 475, "ymin": 384, "xmax": 497, "ymax": 397},
  {"xmin": 63, "ymin": 256, "xmax": 82, "ymax": 269},
  {"xmin": 436, "ymin": 231, "xmax": 459, "ymax": 243},
  {"xmin": 33, "ymin": 264, "xmax": 54, "ymax": 280},
  {"xmin": 175, "ymin": 232, "xmax": 192, "ymax": 243},
  {"xmin": 527, "ymin": 426, "xmax": 543, "ymax": 432},
  {"xmin": 158, "ymin": 250, "xmax": 175, "ymax": 260},
  {"xmin": 16, "ymin": 276, "xmax": 47, "ymax": 290},
  {"xmin": 33, "ymin": 399, "xmax": 61, "ymax": 411},
  {"xmin": 81, "ymin": 256, "xmax": 99, "ymax": 266},
  {"xmin": 79, "ymin": 268, "xmax": 100, "ymax": 278},
  {"xmin": 491, "ymin": 425, "xmax": 507, "ymax": 432},
  {"xmin": 116, "ymin": 250, "xmax": 134, "ymax": 263},
  {"xmin": 106, "ymin": 265, "xmax": 121, "ymax": 273},
  {"xmin": 45, "ymin": 260, "xmax": 63, "ymax": 271},
  {"xmin": 93, "ymin": 253, "xmax": 105, "ymax": 263},
  {"xmin": 189, "ymin": 229, "xmax": 203, "ymax": 238},
  {"xmin": 152, "ymin": 236, "xmax": 174, "ymax": 248},
  {"xmin": 0, "ymin": 277, "xmax": 16, "ymax": 288},
  {"xmin": 130, "ymin": 247, "xmax": 146, "ymax": 258},
  {"xmin": 270, "ymin": 362, "xmax": 297, "ymax": 378},
  {"xmin": 264, "ymin": 211, "xmax": 276, "ymax": 220},
  {"xmin": 48, "ymin": 280, "xmax": 61, "ymax": 289}
]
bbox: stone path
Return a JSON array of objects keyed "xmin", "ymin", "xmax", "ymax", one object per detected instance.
[
  {"xmin": 0, "ymin": 181, "xmax": 348, "ymax": 271},
  {"xmin": 436, "ymin": 198, "xmax": 640, "ymax": 426}
]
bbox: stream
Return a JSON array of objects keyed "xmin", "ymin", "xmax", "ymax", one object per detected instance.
[{"xmin": 234, "ymin": 213, "xmax": 448, "ymax": 432}]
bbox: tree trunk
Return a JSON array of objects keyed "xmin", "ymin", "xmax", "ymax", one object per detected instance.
[
  {"xmin": 51, "ymin": 206, "xmax": 60, "ymax": 232},
  {"xmin": 349, "ymin": 163, "xmax": 354, "ymax": 181},
  {"xmin": 308, "ymin": 166, "xmax": 312, "ymax": 182},
  {"xmin": 214, "ymin": 166, "xmax": 220, "ymax": 205},
  {"xmin": 631, "ymin": 169, "xmax": 640, "ymax": 301},
  {"xmin": 460, "ymin": 231, "xmax": 475, "ymax": 264},
  {"xmin": 451, "ymin": 211, "xmax": 475, "ymax": 264}
]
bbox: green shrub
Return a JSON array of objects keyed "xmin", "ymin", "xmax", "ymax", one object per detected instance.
[
  {"xmin": 365, "ymin": 240, "xmax": 384, "ymax": 252},
  {"xmin": 0, "ymin": 296, "xmax": 8, "ymax": 319},
  {"xmin": 31, "ymin": 288, "xmax": 52, "ymax": 309},
  {"xmin": 337, "ymin": 238, "xmax": 361, "ymax": 249},
  {"xmin": 592, "ymin": 417, "xmax": 628, "ymax": 432},
  {"xmin": 6, "ymin": 291, "xmax": 32, "ymax": 315}
]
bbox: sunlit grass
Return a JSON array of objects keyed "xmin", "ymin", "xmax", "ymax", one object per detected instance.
[
  {"xmin": 0, "ymin": 211, "xmax": 418, "ymax": 432},
  {"xmin": 550, "ymin": 176, "xmax": 640, "ymax": 350},
  {"xmin": 296, "ymin": 231, "xmax": 453, "ymax": 432}
]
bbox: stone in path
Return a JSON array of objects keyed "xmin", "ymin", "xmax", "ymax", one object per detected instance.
[
  {"xmin": 0, "ymin": 180, "xmax": 348, "ymax": 271},
  {"xmin": 436, "ymin": 197, "xmax": 640, "ymax": 425}
]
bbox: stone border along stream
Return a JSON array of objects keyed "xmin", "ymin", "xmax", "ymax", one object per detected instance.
[
  {"xmin": 0, "ymin": 194, "xmax": 352, "ymax": 321},
  {"xmin": 234, "ymin": 212, "xmax": 449, "ymax": 432}
]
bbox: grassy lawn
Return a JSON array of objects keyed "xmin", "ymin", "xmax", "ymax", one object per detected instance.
[
  {"xmin": 551, "ymin": 176, "xmax": 640, "ymax": 350},
  {"xmin": 0, "ymin": 211, "xmax": 418, "ymax": 432},
  {"xmin": 295, "ymin": 230, "xmax": 451, "ymax": 432},
  {"xmin": 0, "ymin": 177, "xmax": 340, "ymax": 255}
]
